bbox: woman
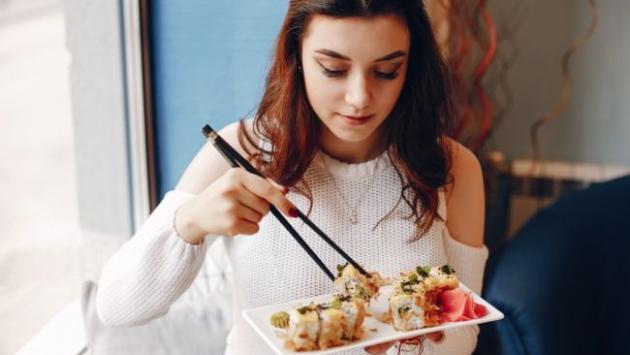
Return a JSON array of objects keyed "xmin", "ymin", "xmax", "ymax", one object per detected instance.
[{"xmin": 96, "ymin": 1, "xmax": 488, "ymax": 354}]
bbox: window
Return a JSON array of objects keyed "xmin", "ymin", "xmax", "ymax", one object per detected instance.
[{"xmin": 0, "ymin": 1, "xmax": 80, "ymax": 354}]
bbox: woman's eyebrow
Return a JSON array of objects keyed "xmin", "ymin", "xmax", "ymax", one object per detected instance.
[
  {"xmin": 313, "ymin": 49, "xmax": 407, "ymax": 62},
  {"xmin": 314, "ymin": 49, "xmax": 351, "ymax": 61},
  {"xmin": 374, "ymin": 50, "xmax": 407, "ymax": 62}
]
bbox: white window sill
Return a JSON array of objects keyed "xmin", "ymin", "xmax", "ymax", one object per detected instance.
[{"xmin": 16, "ymin": 299, "xmax": 86, "ymax": 355}]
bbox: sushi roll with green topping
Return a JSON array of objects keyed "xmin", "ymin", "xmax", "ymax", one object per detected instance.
[
  {"xmin": 333, "ymin": 263, "xmax": 387, "ymax": 301},
  {"xmin": 389, "ymin": 292, "xmax": 425, "ymax": 331},
  {"xmin": 285, "ymin": 305, "xmax": 319, "ymax": 351},
  {"xmin": 388, "ymin": 264, "xmax": 460, "ymax": 330}
]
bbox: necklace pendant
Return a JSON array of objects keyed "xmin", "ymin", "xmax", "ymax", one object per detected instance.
[{"xmin": 349, "ymin": 210, "xmax": 358, "ymax": 224}]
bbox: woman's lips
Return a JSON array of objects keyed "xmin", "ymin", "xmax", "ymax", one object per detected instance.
[{"xmin": 338, "ymin": 113, "xmax": 375, "ymax": 125}]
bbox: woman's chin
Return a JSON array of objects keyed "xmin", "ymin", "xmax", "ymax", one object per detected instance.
[
  {"xmin": 320, "ymin": 118, "xmax": 383, "ymax": 147},
  {"xmin": 331, "ymin": 131, "xmax": 373, "ymax": 144}
]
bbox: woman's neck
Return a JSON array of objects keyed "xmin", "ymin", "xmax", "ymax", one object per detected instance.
[{"xmin": 319, "ymin": 127, "xmax": 387, "ymax": 163}]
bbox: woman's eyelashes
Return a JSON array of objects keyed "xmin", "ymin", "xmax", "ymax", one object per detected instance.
[
  {"xmin": 374, "ymin": 70, "xmax": 400, "ymax": 80},
  {"xmin": 319, "ymin": 64, "xmax": 345, "ymax": 78},
  {"xmin": 317, "ymin": 62, "xmax": 400, "ymax": 80}
]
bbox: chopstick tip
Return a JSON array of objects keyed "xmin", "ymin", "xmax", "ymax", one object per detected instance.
[{"xmin": 202, "ymin": 124, "xmax": 218, "ymax": 140}]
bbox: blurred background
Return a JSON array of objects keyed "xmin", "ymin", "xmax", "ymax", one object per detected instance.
[
  {"xmin": 0, "ymin": 0, "xmax": 80, "ymax": 354},
  {"xmin": 1, "ymin": 0, "xmax": 628, "ymax": 354}
]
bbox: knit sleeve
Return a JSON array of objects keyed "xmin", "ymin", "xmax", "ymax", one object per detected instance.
[
  {"xmin": 424, "ymin": 227, "xmax": 488, "ymax": 355},
  {"xmin": 437, "ymin": 190, "xmax": 489, "ymax": 295},
  {"xmin": 443, "ymin": 228, "xmax": 489, "ymax": 295},
  {"xmin": 95, "ymin": 190, "xmax": 216, "ymax": 327}
]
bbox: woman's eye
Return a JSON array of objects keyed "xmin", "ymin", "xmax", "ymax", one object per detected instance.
[
  {"xmin": 374, "ymin": 70, "xmax": 399, "ymax": 80},
  {"xmin": 316, "ymin": 62, "xmax": 399, "ymax": 80},
  {"xmin": 321, "ymin": 66, "xmax": 346, "ymax": 78}
]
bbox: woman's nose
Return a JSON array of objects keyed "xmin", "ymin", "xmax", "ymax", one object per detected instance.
[{"xmin": 344, "ymin": 72, "xmax": 372, "ymax": 110}]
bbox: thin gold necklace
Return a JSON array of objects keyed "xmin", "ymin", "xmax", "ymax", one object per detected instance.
[{"xmin": 318, "ymin": 153, "xmax": 383, "ymax": 224}]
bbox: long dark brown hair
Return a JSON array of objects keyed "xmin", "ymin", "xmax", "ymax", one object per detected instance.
[{"xmin": 239, "ymin": 0, "xmax": 453, "ymax": 236}]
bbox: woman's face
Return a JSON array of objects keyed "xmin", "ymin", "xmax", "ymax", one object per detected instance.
[{"xmin": 301, "ymin": 14, "xmax": 410, "ymax": 157}]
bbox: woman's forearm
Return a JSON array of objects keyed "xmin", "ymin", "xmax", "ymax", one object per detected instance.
[{"xmin": 95, "ymin": 191, "xmax": 213, "ymax": 327}]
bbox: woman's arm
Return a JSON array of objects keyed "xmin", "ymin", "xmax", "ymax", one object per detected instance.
[
  {"xmin": 442, "ymin": 138, "xmax": 488, "ymax": 295},
  {"xmin": 96, "ymin": 121, "xmax": 258, "ymax": 327},
  {"xmin": 96, "ymin": 189, "xmax": 209, "ymax": 327},
  {"xmin": 173, "ymin": 121, "xmax": 295, "ymax": 244},
  {"xmin": 429, "ymin": 138, "xmax": 488, "ymax": 355},
  {"xmin": 444, "ymin": 138, "xmax": 485, "ymax": 249}
]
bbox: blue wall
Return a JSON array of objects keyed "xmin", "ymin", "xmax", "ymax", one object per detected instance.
[{"xmin": 150, "ymin": 1, "xmax": 288, "ymax": 198}]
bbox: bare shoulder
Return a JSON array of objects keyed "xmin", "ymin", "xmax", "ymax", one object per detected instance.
[
  {"xmin": 444, "ymin": 138, "xmax": 483, "ymax": 188},
  {"xmin": 175, "ymin": 119, "xmax": 259, "ymax": 194},
  {"xmin": 443, "ymin": 137, "xmax": 485, "ymax": 247}
]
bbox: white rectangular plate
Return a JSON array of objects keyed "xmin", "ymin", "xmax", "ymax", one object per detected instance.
[{"xmin": 242, "ymin": 283, "xmax": 503, "ymax": 355}]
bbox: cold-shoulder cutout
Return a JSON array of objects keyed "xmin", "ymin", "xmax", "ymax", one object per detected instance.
[{"xmin": 442, "ymin": 138, "xmax": 485, "ymax": 248}]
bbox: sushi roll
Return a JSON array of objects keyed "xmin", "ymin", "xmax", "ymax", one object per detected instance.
[
  {"xmin": 339, "ymin": 297, "xmax": 366, "ymax": 340},
  {"xmin": 333, "ymin": 263, "xmax": 386, "ymax": 301},
  {"xmin": 418, "ymin": 265, "xmax": 458, "ymax": 326},
  {"xmin": 277, "ymin": 295, "xmax": 368, "ymax": 352},
  {"xmin": 317, "ymin": 307, "xmax": 347, "ymax": 349},
  {"xmin": 388, "ymin": 265, "xmax": 460, "ymax": 330},
  {"xmin": 419, "ymin": 265, "xmax": 459, "ymax": 291},
  {"xmin": 317, "ymin": 295, "xmax": 367, "ymax": 344},
  {"xmin": 389, "ymin": 292, "xmax": 425, "ymax": 331},
  {"xmin": 285, "ymin": 305, "xmax": 319, "ymax": 351}
]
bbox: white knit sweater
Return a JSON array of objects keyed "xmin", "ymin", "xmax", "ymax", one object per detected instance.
[{"xmin": 96, "ymin": 149, "xmax": 489, "ymax": 355}]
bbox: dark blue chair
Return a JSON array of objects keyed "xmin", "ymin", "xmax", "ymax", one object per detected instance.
[{"xmin": 476, "ymin": 175, "xmax": 630, "ymax": 355}]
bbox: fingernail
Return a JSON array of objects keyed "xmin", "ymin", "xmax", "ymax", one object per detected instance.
[
  {"xmin": 289, "ymin": 207, "xmax": 299, "ymax": 218},
  {"xmin": 430, "ymin": 332, "xmax": 445, "ymax": 344},
  {"xmin": 283, "ymin": 186, "xmax": 290, "ymax": 194}
]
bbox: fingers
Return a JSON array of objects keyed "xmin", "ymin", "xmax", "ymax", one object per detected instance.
[
  {"xmin": 364, "ymin": 341, "xmax": 395, "ymax": 354},
  {"xmin": 266, "ymin": 177, "xmax": 289, "ymax": 195},
  {"xmin": 236, "ymin": 203, "xmax": 264, "ymax": 225},
  {"xmin": 364, "ymin": 333, "xmax": 442, "ymax": 355},
  {"xmin": 398, "ymin": 332, "xmax": 443, "ymax": 344},
  {"xmin": 237, "ymin": 188, "xmax": 270, "ymax": 217},
  {"xmin": 236, "ymin": 218, "xmax": 259, "ymax": 235},
  {"xmin": 235, "ymin": 169, "xmax": 296, "ymax": 217},
  {"xmin": 426, "ymin": 331, "xmax": 445, "ymax": 344}
]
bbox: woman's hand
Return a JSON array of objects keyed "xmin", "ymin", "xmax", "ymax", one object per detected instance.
[
  {"xmin": 174, "ymin": 167, "xmax": 296, "ymax": 244},
  {"xmin": 364, "ymin": 331, "xmax": 445, "ymax": 354}
]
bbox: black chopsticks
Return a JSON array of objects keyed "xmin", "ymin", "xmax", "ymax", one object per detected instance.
[{"xmin": 202, "ymin": 124, "xmax": 370, "ymax": 281}]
